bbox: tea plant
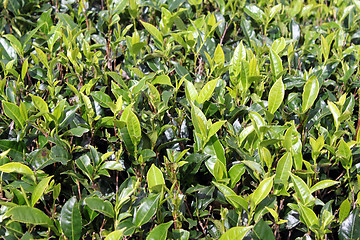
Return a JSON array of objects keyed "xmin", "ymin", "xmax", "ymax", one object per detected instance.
[{"xmin": 0, "ymin": 0, "xmax": 360, "ymax": 239}]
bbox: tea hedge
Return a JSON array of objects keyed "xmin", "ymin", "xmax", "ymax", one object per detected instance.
[{"xmin": 0, "ymin": 0, "xmax": 360, "ymax": 239}]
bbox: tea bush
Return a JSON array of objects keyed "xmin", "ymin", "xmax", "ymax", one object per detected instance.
[{"xmin": 0, "ymin": 0, "xmax": 360, "ymax": 239}]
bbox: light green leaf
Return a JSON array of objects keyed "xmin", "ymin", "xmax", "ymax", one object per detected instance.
[
  {"xmin": 230, "ymin": 41, "xmax": 246, "ymax": 77},
  {"xmin": 127, "ymin": 110, "xmax": 141, "ymax": 146},
  {"xmin": 134, "ymin": 194, "xmax": 160, "ymax": 227},
  {"xmin": 152, "ymin": 75, "xmax": 173, "ymax": 87},
  {"xmin": 146, "ymin": 221, "xmax": 173, "ymax": 240},
  {"xmin": 214, "ymin": 44, "xmax": 225, "ymax": 65},
  {"xmin": 31, "ymin": 94, "xmax": 49, "ymax": 113},
  {"xmin": 302, "ymin": 75, "xmax": 319, "ymax": 113},
  {"xmin": 147, "ymin": 164, "xmax": 165, "ymax": 192},
  {"xmin": 21, "ymin": 58, "xmax": 29, "ymax": 80},
  {"xmin": 270, "ymin": 49, "xmax": 283, "ymax": 80},
  {"xmin": 185, "ymin": 80, "xmax": 198, "ymax": 103},
  {"xmin": 85, "ymin": 197, "xmax": 115, "ymax": 218},
  {"xmin": 251, "ymin": 176, "xmax": 274, "ymax": 208},
  {"xmin": 208, "ymin": 120, "xmax": 226, "ymax": 140},
  {"xmin": 6, "ymin": 206, "xmax": 55, "ymax": 229},
  {"xmin": 105, "ymin": 229, "xmax": 125, "ymax": 240},
  {"xmin": 298, "ymin": 203, "xmax": 319, "ymax": 228},
  {"xmin": 328, "ymin": 101, "xmax": 340, "ymax": 130},
  {"xmin": 60, "ymin": 196, "xmax": 82, "ymax": 240},
  {"xmin": 310, "ymin": 180, "xmax": 339, "ymax": 193},
  {"xmin": 191, "ymin": 105, "xmax": 207, "ymax": 137},
  {"xmin": 140, "ymin": 21, "xmax": 163, "ymax": 45},
  {"xmin": 290, "ymin": 173, "xmax": 315, "ymax": 205},
  {"xmin": 197, "ymin": 79, "xmax": 218, "ymax": 104},
  {"xmin": 229, "ymin": 164, "xmax": 245, "ymax": 189},
  {"xmin": 0, "ymin": 162, "xmax": 35, "ymax": 181},
  {"xmin": 275, "ymin": 152, "xmax": 292, "ymax": 184},
  {"xmin": 219, "ymin": 226, "xmax": 253, "ymax": 240},
  {"xmin": 91, "ymin": 91, "xmax": 113, "ymax": 109},
  {"xmin": 244, "ymin": 5, "xmax": 265, "ymax": 23},
  {"xmin": 2, "ymin": 101, "xmax": 25, "ymax": 128},
  {"xmin": 31, "ymin": 176, "xmax": 52, "ymax": 207},
  {"xmin": 339, "ymin": 199, "xmax": 351, "ymax": 223},
  {"xmin": 268, "ymin": 77, "xmax": 284, "ymax": 114}
]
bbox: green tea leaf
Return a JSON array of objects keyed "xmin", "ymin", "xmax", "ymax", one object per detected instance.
[
  {"xmin": 219, "ymin": 226, "xmax": 253, "ymax": 240},
  {"xmin": 91, "ymin": 91, "xmax": 113, "ymax": 109},
  {"xmin": 60, "ymin": 196, "xmax": 82, "ymax": 240},
  {"xmin": 244, "ymin": 5, "xmax": 265, "ymax": 23},
  {"xmin": 152, "ymin": 75, "xmax": 173, "ymax": 87},
  {"xmin": 147, "ymin": 164, "xmax": 165, "ymax": 192},
  {"xmin": 0, "ymin": 162, "xmax": 35, "ymax": 181},
  {"xmin": 105, "ymin": 229, "xmax": 125, "ymax": 240},
  {"xmin": 290, "ymin": 173, "xmax": 315, "ymax": 205},
  {"xmin": 85, "ymin": 197, "xmax": 115, "ymax": 218},
  {"xmin": 251, "ymin": 176, "xmax": 274, "ymax": 208},
  {"xmin": 31, "ymin": 176, "xmax": 52, "ymax": 207},
  {"xmin": 127, "ymin": 110, "xmax": 141, "ymax": 146},
  {"xmin": 197, "ymin": 79, "xmax": 218, "ymax": 104},
  {"xmin": 339, "ymin": 199, "xmax": 351, "ymax": 223},
  {"xmin": 268, "ymin": 78, "xmax": 285, "ymax": 114},
  {"xmin": 328, "ymin": 101, "xmax": 340, "ymax": 130},
  {"xmin": 146, "ymin": 221, "xmax": 173, "ymax": 240},
  {"xmin": 302, "ymin": 75, "xmax": 319, "ymax": 113},
  {"xmin": 140, "ymin": 21, "xmax": 163, "ymax": 45},
  {"xmin": 309, "ymin": 180, "xmax": 339, "ymax": 193},
  {"xmin": 339, "ymin": 208, "xmax": 360, "ymax": 240},
  {"xmin": 134, "ymin": 194, "xmax": 160, "ymax": 227},
  {"xmin": 2, "ymin": 101, "xmax": 25, "ymax": 128},
  {"xmin": 6, "ymin": 206, "xmax": 55, "ymax": 229},
  {"xmin": 214, "ymin": 44, "xmax": 225, "ymax": 65},
  {"xmin": 275, "ymin": 152, "xmax": 292, "ymax": 185},
  {"xmin": 270, "ymin": 49, "xmax": 283, "ymax": 80}
]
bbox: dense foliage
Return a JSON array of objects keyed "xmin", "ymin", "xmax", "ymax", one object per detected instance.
[{"xmin": 1, "ymin": 0, "xmax": 360, "ymax": 239}]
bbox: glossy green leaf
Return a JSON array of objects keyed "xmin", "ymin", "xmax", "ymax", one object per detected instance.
[
  {"xmin": 309, "ymin": 180, "xmax": 339, "ymax": 193},
  {"xmin": 302, "ymin": 76, "xmax": 319, "ymax": 113},
  {"xmin": 0, "ymin": 162, "xmax": 35, "ymax": 181},
  {"xmin": 252, "ymin": 219, "xmax": 275, "ymax": 240},
  {"xmin": 6, "ymin": 206, "xmax": 55, "ymax": 229},
  {"xmin": 219, "ymin": 226, "xmax": 253, "ymax": 240},
  {"xmin": 270, "ymin": 49, "xmax": 283, "ymax": 80},
  {"xmin": 208, "ymin": 120, "xmax": 226, "ymax": 140},
  {"xmin": 60, "ymin": 196, "xmax": 82, "ymax": 240},
  {"xmin": 197, "ymin": 79, "xmax": 218, "ymax": 104},
  {"xmin": 268, "ymin": 77, "xmax": 285, "ymax": 114},
  {"xmin": 105, "ymin": 229, "xmax": 125, "ymax": 240},
  {"xmin": 91, "ymin": 91, "xmax": 113, "ymax": 109},
  {"xmin": 275, "ymin": 152, "xmax": 292, "ymax": 184},
  {"xmin": 140, "ymin": 21, "xmax": 163, "ymax": 45},
  {"xmin": 339, "ymin": 199, "xmax": 351, "ymax": 224},
  {"xmin": 146, "ymin": 221, "xmax": 173, "ymax": 240},
  {"xmin": 298, "ymin": 203, "xmax": 319, "ymax": 228},
  {"xmin": 147, "ymin": 164, "xmax": 165, "ymax": 191},
  {"xmin": 2, "ymin": 101, "xmax": 25, "ymax": 128},
  {"xmin": 134, "ymin": 194, "xmax": 160, "ymax": 227},
  {"xmin": 31, "ymin": 176, "xmax": 52, "ymax": 207},
  {"xmin": 85, "ymin": 197, "xmax": 115, "ymax": 218},
  {"xmin": 339, "ymin": 208, "xmax": 360, "ymax": 240},
  {"xmin": 251, "ymin": 176, "xmax": 274, "ymax": 208},
  {"xmin": 127, "ymin": 110, "xmax": 141, "ymax": 146},
  {"xmin": 328, "ymin": 101, "xmax": 340, "ymax": 130},
  {"xmin": 290, "ymin": 173, "xmax": 315, "ymax": 205},
  {"xmin": 244, "ymin": 5, "xmax": 265, "ymax": 23},
  {"xmin": 152, "ymin": 75, "xmax": 173, "ymax": 87},
  {"xmin": 228, "ymin": 163, "xmax": 245, "ymax": 189},
  {"xmin": 214, "ymin": 44, "xmax": 225, "ymax": 65},
  {"xmin": 31, "ymin": 94, "xmax": 48, "ymax": 113}
]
